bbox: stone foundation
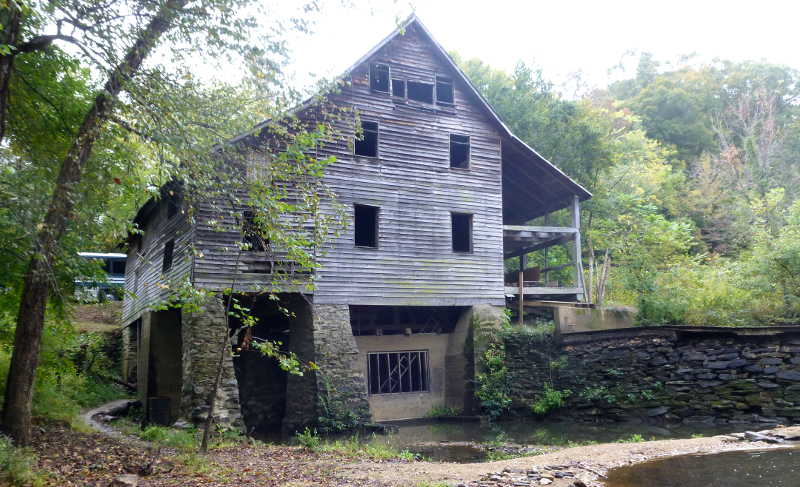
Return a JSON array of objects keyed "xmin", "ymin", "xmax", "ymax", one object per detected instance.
[
  {"xmin": 180, "ymin": 295, "xmax": 243, "ymax": 429},
  {"xmin": 283, "ymin": 302, "xmax": 371, "ymax": 432},
  {"xmin": 504, "ymin": 326, "xmax": 800, "ymax": 424},
  {"xmin": 121, "ymin": 323, "xmax": 138, "ymax": 384}
]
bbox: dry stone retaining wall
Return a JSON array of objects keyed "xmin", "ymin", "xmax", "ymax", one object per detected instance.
[
  {"xmin": 180, "ymin": 295, "xmax": 244, "ymax": 429},
  {"xmin": 504, "ymin": 326, "xmax": 800, "ymax": 424}
]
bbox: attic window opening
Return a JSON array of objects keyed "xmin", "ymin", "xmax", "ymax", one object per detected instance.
[
  {"xmin": 370, "ymin": 63, "xmax": 390, "ymax": 92},
  {"xmin": 392, "ymin": 79, "xmax": 405, "ymax": 98},
  {"xmin": 167, "ymin": 191, "xmax": 181, "ymax": 219},
  {"xmin": 407, "ymin": 81, "xmax": 434, "ymax": 104},
  {"xmin": 354, "ymin": 204, "xmax": 379, "ymax": 248},
  {"xmin": 242, "ymin": 210, "xmax": 268, "ymax": 252},
  {"xmin": 162, "ymin": 239, "xmax": 175, "ymax": 272},
  {"xmin": 451, "ymin": 213, "xmax": 472, "ymax": 253},
  {"xmin": 355, "ymin": 121, "xmax": 379, "ymax": 158},
  {"xmin": 450, "ymin": 134, "xmax": 470, "ymax": 169},
  {"xmin": 436, "ymin": 77, "xmax": 454, "ymax": 104}
]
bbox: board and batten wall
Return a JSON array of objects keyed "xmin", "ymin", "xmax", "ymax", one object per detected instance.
[
  {"xmin": 313, "ymin": 25, "xmax": 506, "ymax": 306},
  {"xmin": 122, "ymin": 198, "xmax": 195, "ymax": 325}
]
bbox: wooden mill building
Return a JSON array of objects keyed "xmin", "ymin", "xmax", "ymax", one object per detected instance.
[{"xmin": 120, "ymin": 15, "xmax": 591, "ymax": 432}]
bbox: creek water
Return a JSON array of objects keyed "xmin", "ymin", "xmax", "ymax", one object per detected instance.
[
  {"xmin": 385, "ymin": 420, "xmax": 747, "ymax": 462},
  {"xmin": 604, "ymin": 447, "xmax": 800, "ymax": 487}
]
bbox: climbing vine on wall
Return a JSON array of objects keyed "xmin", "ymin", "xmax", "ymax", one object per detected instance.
[{"xmin": 475, "ymin": 339, "xmax": 516, "ymax": 420}]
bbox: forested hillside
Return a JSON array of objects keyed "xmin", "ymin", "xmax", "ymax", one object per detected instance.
[{"xmin": 455, "ymin": 52, "xmax": 800, "ymax": 326}]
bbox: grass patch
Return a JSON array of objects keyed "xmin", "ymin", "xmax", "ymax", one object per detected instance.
[
  {"xmin": 294, "ymin": 429, "xmax": 417, "ymax": 461},
  {"xmin": 0, "ymin": 436, "xmax": 46, "ymax": 487},
  {"xmin": 427, "ymin": 405, "xmax": 460, "ymax": 418}
]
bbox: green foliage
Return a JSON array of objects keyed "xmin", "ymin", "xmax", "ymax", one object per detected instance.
[
  {"xmin": 298, "ymin": 432, "xmax": 417, "ymax": 461},
  {"xmin": 0, "ymin": 314, "xmax": 129, "ymax": 425},
  {"xmin": 474, "ymin": 339, "xmax": 515, "ymax": 421},
  {"xmin": 139, "ymin": 426, "xmax": 198, "ymax": 452},
  {"xmin": 578, "ymin": 385, "xmax": 608, "ymax": 401},
  {"xmin": 426, "ymin": 405, "xmax": 460, "ymax": 418},
  {"xmin": 530, "ymin": 383, "xmax": 571, "ymax": 415},
  {"xmin": 0, "ymin": 436, "xmax": 45, "ymax": 486},
  {"xmin": 317, "ymin": 376, "xmax": 362, "ymax": 433},
  {"xmin": 294, "ymin": 428, "xmax": 321, "ymax": 452},
  {"xmin": 615, "ymin": 434, "xmax": 645, "ymax": 443}
]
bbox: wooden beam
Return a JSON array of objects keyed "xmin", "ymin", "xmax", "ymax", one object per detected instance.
[
  {"xmin": 509, "ymin": 300, "xmax": 596, "ymax": 309},
  {"xmin": 504, "ymin": 233, "xmax": 574, "ymax": 260},
  {"xmin": 504, "ymin": 225, "xmax": 579, "ymax": 233},
  {"xmin": 542, "ymin": 261, "xmax": 575, "ymax": 273},
  {"xmin": 504, "ymin": 286, "xmax": 583, "ymax": 295}
]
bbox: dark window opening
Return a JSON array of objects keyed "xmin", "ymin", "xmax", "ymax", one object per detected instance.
[
  {"xmin": 407, "ymin": 81, "xmax": 434, "ymax": 103},
  {"xmin": 450, "ymin": 134, "xmax": 470, "ymax": 168},
  {"xmin": 452, "ymin": 213, "xmax": 472, "ymax": 252},
  {"xmin": 355, "ymin": 121, "xmax": 379, "ymax": 158},
  {"xmin": 350, "ymin": 305, "xmax": 465, "ymax": 336},
  {"xmin": 370, "ymin": 63, "xmax": 390, "ymax": 92},
  {"xmin": 162, "ymin": 239, "xmax": 175, "ymax": 272},
  {"xmin": 368, "ymin": 351, "xmax": 429, "ymax": 394},
  {"xmin": 242, "ymin": 210, "xmax": 268, "ymax": 252},
  {"xmin": 354, "ymin": 205, "xmax": 378, "ymax": 248},
  {"xmin": 436, "ymin": 76, "xmax": 454, "ymax": 104},
  {"xmin": 392, "ymin": 79, "xmax": 405, "ymax": 98}
]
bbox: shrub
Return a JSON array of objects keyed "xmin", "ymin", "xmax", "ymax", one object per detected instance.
[
  {"xmin": 530, "ymin": 383, "xmax": 570, "ymax": 415},
  {"xmin": 0, "ymin": 436, "xmax": 45, "ymax": 486},
  {"xmin": 475, "ymin": 340, "xmax": 515, "ymax": 421},
  {"xmin": 426, "ymin": 406, "xmax": 460, "ymax": 418}
]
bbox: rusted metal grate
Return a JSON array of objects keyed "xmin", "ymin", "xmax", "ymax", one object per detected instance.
[{"xmin": 367, "ymin": 351, "xmax": 429, "ymax": 394}]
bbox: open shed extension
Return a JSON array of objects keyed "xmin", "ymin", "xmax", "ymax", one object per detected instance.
[{"xmin": 502, "ymin": 198, "xmax": 590, "ymax": 322}]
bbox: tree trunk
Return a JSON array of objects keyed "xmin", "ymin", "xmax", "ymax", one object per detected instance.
[
  {"xmin": 596, "ymin": 249, "xmax": 611, "ymax": 309},
  {"xmin": 1, "ymin": 1, "xmax": 188, "ymax": 446},
  {"xmin": 587, "ymin": 235, "xmax": 594, "ymax": 304},
  {"xmin": 0, "ymin": 0, "xmax": 22, "ymax": 146}
]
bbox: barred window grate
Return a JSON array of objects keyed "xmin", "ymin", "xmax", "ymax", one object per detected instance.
[{"xmin": 367, "ymin": 351, "xmax": 429, "ymax": 394}]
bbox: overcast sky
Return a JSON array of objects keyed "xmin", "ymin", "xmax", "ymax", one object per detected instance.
[{"xmin": 282, "ymin": 0, "xmax": 800, "ymax": 94}]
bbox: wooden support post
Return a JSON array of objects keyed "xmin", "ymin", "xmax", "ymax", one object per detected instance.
[
  {"xmin": 544, "ymin": 215, "xmax": 550, "ymax": 285},
  {"xmin": 571, "ymin": 196, "xmax": 585, "ymax": 302},
  {"xmin": 519, "ymin": 254, "xmax": 525, "ymax": 325}
]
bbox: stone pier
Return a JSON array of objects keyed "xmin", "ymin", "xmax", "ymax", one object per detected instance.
[
  {"xmin": 180, "ymin": 295, "xmax": 244, "ymax": 429},
  {"xmin": 283, "ymin": 302, "xmax": 371, "ymax": 432}
]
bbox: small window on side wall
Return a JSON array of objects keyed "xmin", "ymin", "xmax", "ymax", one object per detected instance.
[
  {"xmin": 450, "ymin": 134, "xmax": 470, "ymax": 169},
  {"xmin": 355, "ymin": 121, "xmax": 379, "ymax": 157},
  {"xmin": 354, "ymin": 205, "xmax": 379, "ymax": 248},
  {"xmin": 162, "ymin": 239, "xmax": 175, "ymax": 272},
  {"xmin": 407, "ymin": 81, "xmax": 434, "ymax": 103},
  {"xmin": 370, "ymin": 64, "xmax": 390, "ymax": 92},
  {"xmin": 436, "ymin": 76, "xmax": 454, "ymax": 104},
  {"xmin": 451, "ymin": 213, "xmax": 472, "ymax": 253}
]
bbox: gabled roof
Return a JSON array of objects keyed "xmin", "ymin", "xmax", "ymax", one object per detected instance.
[
  {"xmin": 342, "ymin": 14, "xmax": 591, "ymax": 222},
  {"xmin": 137, "ymin": 15, "xmax": 591, "ymax": 230}
]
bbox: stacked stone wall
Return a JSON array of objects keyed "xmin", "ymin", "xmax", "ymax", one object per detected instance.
[
  {"xmin": 311, "ymin": 304, "xmax": 371, "ymax": 425},
  {"xmin": 504, "ymin": 327, "xmax": 800, "ymax": 424},
  {"xmin": 180, "ymin": 296, "xmax": 243, "ymax": 429}
]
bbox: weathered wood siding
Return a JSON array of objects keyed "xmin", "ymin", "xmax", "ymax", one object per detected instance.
[
  {"xmin": 313, "ymin": 25, "xmax": 505, "ymax": 306},
  {"xmin": 122, "ymin": 199, "xmax": 195, "ymax": 325},
  {"xmin": 190, "ymin": 194, "xmax": 313, "ymax": 293}
]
